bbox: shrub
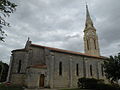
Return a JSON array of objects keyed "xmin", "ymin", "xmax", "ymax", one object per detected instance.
[
  {"xmin": 78, "ymin": 78, "xmax": 120, "ymax": 90},
  {"xmin": 78, "ymin": 77, "xmax": 103, "ymax": 89}
]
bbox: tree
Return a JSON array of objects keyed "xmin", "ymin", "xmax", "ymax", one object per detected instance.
[
  {"xmin": 104, "ymin": 53, "xmax": 120, "ymax": 84},
  {"xmin": 0, "ymin": 61, "xmax": 9, "ymax": 82},
  {"xmin": 0, "ymin": 0, "xmax": 17, "ymax": 41}
]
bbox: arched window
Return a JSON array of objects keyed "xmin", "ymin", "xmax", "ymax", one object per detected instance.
[
  {"xmin": 101, "ymin": 64, "xmax": 104, "ymax": 76},
  {"xmin": 76, "ymin": 64, "xmax": 79, "ymax": 76},
  {"xmin": 59, "ymin": 62, "xmax": 62, "ymax": 76},
  {"xmin": 90, "ymin": 65, "xmax": 93, "ymax": 76},
  {"xmin": 94, "ymin": 39, "xmax": 96, "ymax": 49},
  {"xmin": 18, "ymin": 60, "xmax": 21, "ymax": 73},
  {"xmin": 87, "ymin": 40, "xmax": 89, "ymax": 50}
]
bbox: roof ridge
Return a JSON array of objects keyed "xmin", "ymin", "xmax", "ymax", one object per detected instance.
[{"xmin": 31, "ymin": 44, "xmax": 108, "ymax": 59}]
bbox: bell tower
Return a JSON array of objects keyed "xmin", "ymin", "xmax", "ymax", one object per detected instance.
[{"xmin": 84, "ymin": 5, "xmax": 100, "ymax": 56}]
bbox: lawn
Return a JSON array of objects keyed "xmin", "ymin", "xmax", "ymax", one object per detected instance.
[
  {"xmin": 0, "ymin": 83, "xmax": 24, "ymax": 90},
  {"xmin": 60, "ymin": 88, "xmax": 92, "ymax": 90},
  {"xmin": 0, "ymin": 87, "xmax": 24, "ymax": 90}
]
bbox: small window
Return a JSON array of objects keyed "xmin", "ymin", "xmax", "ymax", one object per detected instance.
[
  {"xmin": 90, "ymin": 65, "xmax": 93, "ymax": 76},
  {"xmin": 87, "ymin": 40, "xmax": 89, "ymax": 50},
  {"xmin": 76, "ymin": 64, "xmax": 79, "ymax": 76},
  {"xmin": 59, "ymin": 62, "xmax": 62, "ymax": 76},
  {"xmin": 18, "ymin": 60, "xmax": 21, "ymax": 73},
  {"xmin": 94, "ymin": 39, "xmax": 96, "ymax": 49}
]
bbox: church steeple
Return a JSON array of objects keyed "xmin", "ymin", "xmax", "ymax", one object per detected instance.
[
  {"xmin": 85, "ymin": 4, "xmax": 93, "ymax": 28},
  {"xmin": 83, "ymin": 4, "xmax": 100, "ymax": 56}
]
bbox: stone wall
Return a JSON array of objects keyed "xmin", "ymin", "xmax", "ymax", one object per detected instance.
[
  {"xmin": 28, "ymin": 46, "xmax": 45, "ymax": 65},
  {"xmin": 9, "ymin": 51, "xmax": 27, "ymax": 85},
  {"xmin": 26, "ymin": 68, "xmax": 47, "ymax": 88},
  {"xmin": 10, "ymin": 74, "xmax": 26, "ymax": 86},
  {"xmin": 11, "ymin": 51, "xmax": 27, "ymax": 73},
  {"xmin": 48, "ymin": 51, "xmax": 106, "ymax": 88},
  {"xmin": 9, "ymin": 46, "xmax": 49, "ymax": 86},
  {"xmin": 49, "ymin": 51, "xmax": 83, "ymax": 88},
  {"xmin": 8, "ymin": 46, "xmax": 107, "ymax": 88}
]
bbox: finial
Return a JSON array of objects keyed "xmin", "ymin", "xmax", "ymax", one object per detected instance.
[
  {"xmin": 28, "ymin": 37, "xmax": 30, "ymax": 41},
  {"xmin": 85, "ymin": 0, "xmax": 88, "ymax": 9}
]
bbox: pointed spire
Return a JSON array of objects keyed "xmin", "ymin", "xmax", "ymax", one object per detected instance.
[{"xmin": 85, "ymin": 4, "xmax": 93, "ymax": 27}]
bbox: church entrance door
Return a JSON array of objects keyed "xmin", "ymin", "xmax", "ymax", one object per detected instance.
[{"xmin": 39, "ymin": 74, "xmax": 45, "ymax": 88}]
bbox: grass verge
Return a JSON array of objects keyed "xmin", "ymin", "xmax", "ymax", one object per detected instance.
[{"xmin": 0, "ymin": 83, "xmax": 24, "ymax": 90}]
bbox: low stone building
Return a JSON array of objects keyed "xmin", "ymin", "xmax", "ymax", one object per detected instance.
[{"xmin": 7, "ymin": 5, "xmax": 108, "ymax": 88}]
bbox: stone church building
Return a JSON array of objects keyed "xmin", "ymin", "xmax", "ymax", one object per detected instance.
[{"xmin": 7, "ymin": 5, "xmax": 108, "ymax": 88}]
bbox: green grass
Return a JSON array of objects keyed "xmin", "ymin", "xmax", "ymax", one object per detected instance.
[
  {"xmin": 0, "ymin": 83, "xmax": 24, "ymax": 90},
  {"xmin": 60, "ymin": 88, "xmax": 92, "ymax": 90},
  {"xmin": 60, "ymin": 88, "xmax": 80, "ymax": 90},
  {"xmin": 0, "ymin": 87, "xmax": 23, "ymax": 90}
]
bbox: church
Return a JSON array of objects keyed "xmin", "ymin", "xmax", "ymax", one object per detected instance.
[{"xmin": 7, "ymin": 5, "xmax": 108, "ymax": 88}]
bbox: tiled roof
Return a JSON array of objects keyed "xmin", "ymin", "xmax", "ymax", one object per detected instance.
[
  {"xmin": 31, "ymin": 44, "xmax": 108, "ymax": 59},
  {"xmin": 28, "ymin": 64, "xmax": 47, "ymax": 69},
  {"xmin": 12, "ymin": 43, "xmax": 108, "ymax": 59}
]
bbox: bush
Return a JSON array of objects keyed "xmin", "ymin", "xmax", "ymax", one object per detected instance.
[
  {"xmin": 78, "ymin": 77, "xmax": 103, "ymax": 89},
  {"xmin": 78, "ymin": 78, "xmax": 120, "ymax": 90}
]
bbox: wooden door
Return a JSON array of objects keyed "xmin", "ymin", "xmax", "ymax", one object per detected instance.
[{"xmin": 40, "ymin": 74, "xmax": 44, "ymax": 87}]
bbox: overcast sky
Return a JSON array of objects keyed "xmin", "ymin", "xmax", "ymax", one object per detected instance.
[{"xmin": 0, "ymin": 0, "xmax": 120, "ymax": 64}]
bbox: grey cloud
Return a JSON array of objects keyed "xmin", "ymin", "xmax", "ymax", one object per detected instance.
[
  {"xmin": 65, "ymin": 33, "xmax": 80, "ymax": 39},
  {"xmin": 1, "ymin": 0, "xmax": 120, "ymax": 64},
  {"xmin": 61, "ymin": 36, "xmax": 84, "ymax": 52}
]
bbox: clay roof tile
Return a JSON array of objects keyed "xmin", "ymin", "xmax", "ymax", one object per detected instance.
[{"xmin": 31, "ymin": 44, "xmax": 108, "ymax": 59}]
